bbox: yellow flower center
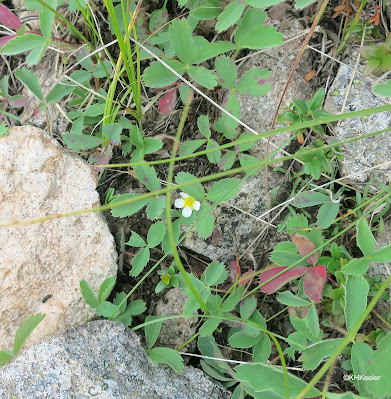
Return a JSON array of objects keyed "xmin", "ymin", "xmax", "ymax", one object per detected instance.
[{"xmin": 183, "ymin": 196, "xmax": 196, "ymax": 208}]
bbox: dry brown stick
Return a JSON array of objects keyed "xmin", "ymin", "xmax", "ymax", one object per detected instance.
[{"xmin": 263, "ymin": 0, "xmax": 330, "ymax": 232}]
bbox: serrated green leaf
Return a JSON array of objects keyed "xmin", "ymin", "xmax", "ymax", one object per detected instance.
[
  {"xmin": 46, "ymin": 82, "xmax": 75, "ymax": 103},
  {"xmin": 126, "ymin": 231, "xmax": 146, "ymax": 247},
  {"xmin": 364, "ymin": 332, "xmax": 391, "ymax": 398},
  {"xmin": 84, "ymin": 103, "xmax": 105, "ymax": 117},
  {"xmin": 199, "ymin": 316, "xmax": 223, "ymax": 336},
  {"xmin": 193, "ymin": 41, "xmax": 235, "ymax": 63},
  {"xmin": 207, "ymin": 178, "xmax": 241, "ymax": 202},
  {"xmin": 344, "ymin": 276, "xmax": 369, "ymax": 332},
  {"xmin": 111, "ymin": 193, "xmax": 151, "ymax": 218},
  {"xmin": 147, "ymin": 221, "xmax": 166, "ymax": 248},
  {"xmin": 236, "ymin": 68, "xmax": 272, "ymax": 96},
  {"xmin": 179, "ymin": 139, "xmax": 206, "ymax": 156},
  {"xmin": 341, "ymin": 257, "xmax": 370, "ymax": 276},
  {"xmin": 221, "ymin": 285, "xmax": 244, "ymax": 312},
  {"xmin": 351, "ymin": 341, "xmax": 373, "ymax": 396},
  {"xmin": 80, "ymin": 279, "xmax": 100, "ymax": 308},
  {"xmin": 188, "ymin": 66, "xmax": 217, "ymax": 89},
  {"xmin": 148, "ymin": 347, "xmax": 184, "ymax": 373},
  {"xmin": 198, "ymin": 335, "xmax": 233, "ymax": 374},
  {"xmin": 291, "ymin": 191, "xmax": 330, "ymax": 208},
  {"xmin": 126, "ymin": 299, "xmax": 147, "ymax": 315},
  {"xmin": 144, "ymin": 137, "xmax": 163, "ymax": 154},
  {"xmin": 370, "ymin": 244, "xmax": 391, "ymax": 263},
  {"xmin": 13, "ymin": 313, "xmax": 45, "ymax": 355},
  {"xmin": 2, "ymin": 34, "xmax": 46, "ymax": 55},
  {"xmin": 196, "ymin": 200, "xmax": 214, "ymax": 238},
  {"xmin": 216, "ymin": 1, "xmax": 245, "ymax": 33},
  {"xmin": 198, "ymin": 115, "xmax": 211, "ymax": 138},
  {"xmin": 235, "ymin": 362, "xmax": 322, "ymax": 397},
  {"xmin": 240, "ymin": 295, "xmax": 257, "ymax": 319},
  {"xmin": 300, "ymin": 339, "xmax": 344, "ymax": 370},
  {"xmin": 252, "ymin": 333, "xmax": 271, "ymax": 363},
  {"xmin": 40, "ymin": 0, "xmax": 56, "ymax": 38},
  {"xmin": 96, "ymin": 301, "xmax": 120, "ymax": 318},
  {"xmin": 98, "ymin": 277, "xmax": 116, "ymax": 304},
  {"xmin": 145, "ymin": 315, "xmax": 163, "ymax": 349},
  {"xmin": 277, "ymin": 291, "xmax": 311, "ymax": 306},
  {"xmin": 234, "ymin": 9, "xmax": 283, "ymax": 50},
  {"xmin": 374, "ymin": 80, "xmax": 391, "ymax": 97},
  {"xmin": 170, "ymin": 19, "xmax": 195, "ymax": 65},
  {"xmin": 25, "ymin": 39, "xmax": 49, "ymax": 65},
  {"xmin": 15, "ymin": 67, "xmax": 43, "ymax": 101},
  {"xmin": 146, "ymin": 196, "xmax": 166, "ymax": 220},
  {"xmin": 130, "ymin": 247, "xmax": 150, "ymax": 276},
  {"xmin": 316, "ymin": 202, "xmax": 339, "ymax": 229},
  {"xmin": 113, "ymin": 291, "xmax": 127, "ymax": 314},
  {"xmin": 305, "ymin": 304, "xmax": 320, "ymax": 337},
  {"xmin": 103, "ymin": 123, "xmax": 122, "ymax": 144},
  {"xmin": 229, "ymin": 331, "xmax": 261, "ymax": 348},
  {"xmin": 202, "ymin": 261, "xmax": 227, "ymax": 286},
  {"xmin": 206, "ymin": 139, "xmax": 221, "ymax": 163},
  {"xmin": 214, "ymin": 93, "xmax": 240, "ymax": 136},
  {"xmin": 175, "ymin": 172, "xmax": 205, "ymax": 200},
  {"xmin": 218, "ymin": 150, "xmax": 237, "ymax": 171},
  {"xmin": 134, "ymin": 165, "xmax": 161, "ymax": 192},
  {"xmin": 143, "ymin": 60, "xmax": 186, "ymax": 88},
  {"xmin": 357, "ymin": 219, "xmax": 375, "ymax": 256},
  {"xmin": 62, "ymin": 133, "xmax": 102, "ymax": 151},
  {"xmin": 215, "ymin": 55, "xmax": 237, "ymax": 90}
]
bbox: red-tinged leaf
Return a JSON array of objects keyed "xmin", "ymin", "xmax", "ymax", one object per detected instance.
[
  {"xmin": 0, "ymin": 4, "xmax": 21, "ymax": 30},
  {"xmin": 303, "ymin": 265, "xmax": 326, "ymax": 303},
  {"xmin": 8, "ymin": 95, "xmax": 28, "ymax": 108},
  {"xmin": 32, "ymin": 104, "xmax": 44, "ymax": 117},
  {"xmin": 229, "ymin": 260, "xmax": 240, "ymax": 280},
  {"xmin": 291, "ymin": 233, "xmax": 318, "ymax": 266},
  {"xmin": 259, "ymin": 266, "xmax": 308, "ymax": 294},
  {"xmin": 158, "ymin": 87, "xmax": 177, "ymax": 114},
  {"xmin": 238, "ymin": 269, "xmax": 255, "ymax": 285},
  {"xmin": 89, "ymin": 145, "xmax": 113, "ymax": 174},
  {"xmin": 0, "ymin": 35, "xmax": 16, "ymax": 49}
]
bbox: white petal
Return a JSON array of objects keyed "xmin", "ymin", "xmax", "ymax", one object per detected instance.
[
  {"xmin": 182, "ymin": 207, "xmax": 192, "ymax": 217},
  {"xmin": 180, "ymin": 192, "xmax": 189, "ymax": 198},
  {"xmin": 175, "ymin": 198, "xmax": 185, "ymax": 208},
  {"xmin": 193, "ymin": 201, "xmax": 201, "ymax": 211}
]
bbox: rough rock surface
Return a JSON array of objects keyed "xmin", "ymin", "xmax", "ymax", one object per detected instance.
[
  {"xmin": 0, "ymin": 320, "xmax": 230, "ymax": 399},
  {"xmin": 153, "ymin": 288, "xmax": 198, "ymax": 352},
  {"xmin": 324, "ymin": 51, "xmax": 391, "ymax": 190},
  {"xmin": 182, "ymin": 170, "xmax": 289, "ymax": 264},
  {"xmin": 370, "ymin": 219, "xmax": 391, "ymax": 315},
  {"xmin": 0, "ymin": 126, "xmax": 117, "ymax": 350},
  {"xmin": 237, "ymin": 15, "xmax": 313, "ymax": 163}
]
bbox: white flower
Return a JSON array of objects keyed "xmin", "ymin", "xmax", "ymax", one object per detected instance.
[{"xmin": 175, "ymin": 192, "xmax": 201, "ymax": 218}]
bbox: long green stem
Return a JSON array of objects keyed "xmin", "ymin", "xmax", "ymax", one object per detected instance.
[
  {"xmin": 97, "ymin": 104, "xmax": 391, "ymax": 168},
  {"xmin": 4, "ymin": 121, "xmax": 391, "ymax": 229},
  {"xmin": 165, "ymin": 91, "xmax": 209, "ymax": 315}
]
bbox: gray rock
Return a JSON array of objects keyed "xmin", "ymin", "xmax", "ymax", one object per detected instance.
[
  {"xmin": 153, "ymin": 288, "xmax": 198, "ymax": 352},
  {"xmin": 0, "ymin": 320, "xmax": 230, "ymax": 399},
  {"xmin": 182, "ymin": 171, "xmax": 289, "ymax": 264},
  {"xmin": 324, "ymin": 51, "xmax": 391, "ymax": 190},
  {"xmin": 0, "ymin": 126, "xmax": 118, "ymax": 350},
  {"xmin": 237, "ymin": 18, "xmax": 313, "ymax": 163},
  {"xmin": 369, "ymin": 219, "xmax": 391, "ymax": 315}
]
